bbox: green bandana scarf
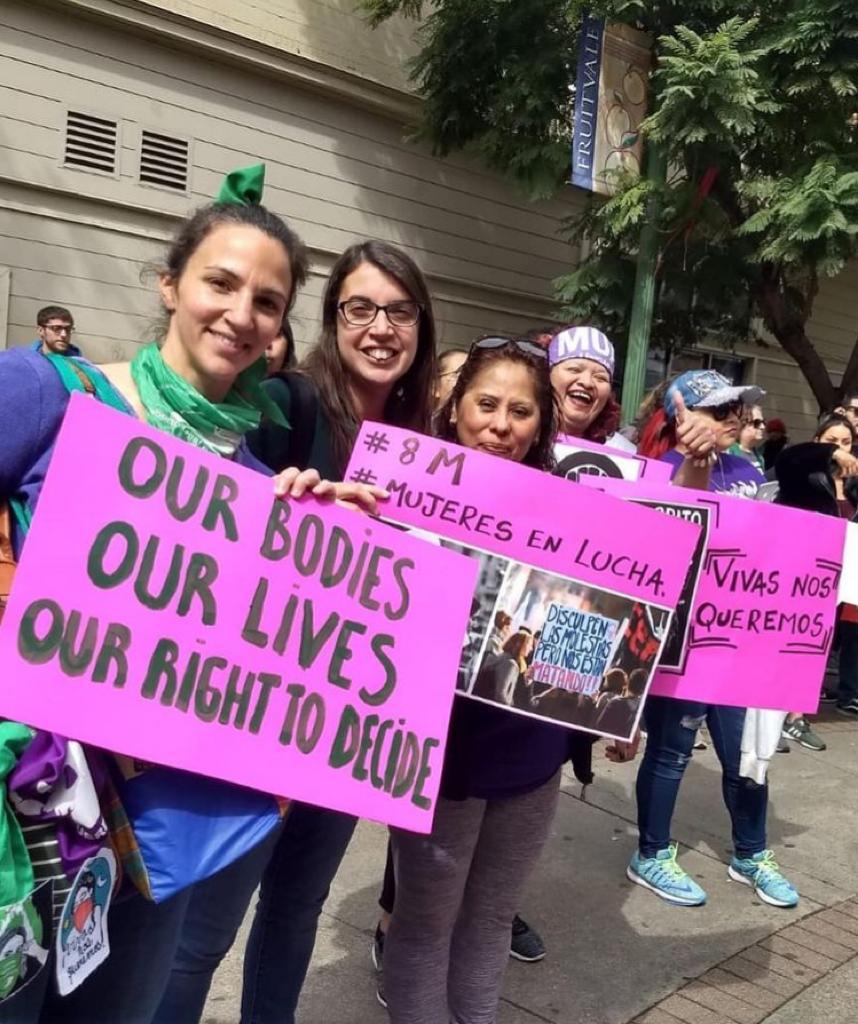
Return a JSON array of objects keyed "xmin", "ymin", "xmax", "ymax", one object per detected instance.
[{"xmin": 130, "ymin": 344, "xmax": 287, "ymax": 457}]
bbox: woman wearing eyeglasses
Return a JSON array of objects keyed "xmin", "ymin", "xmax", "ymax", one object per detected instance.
[
  {"xmin": 628, "ymin": 370, "xmax": 799, "ymax": 910},
  {"xmin": 154, "ymin": 240, "xmax": 436, "ymax": 1024},
  {"xmin": 382, "ymin": 337, "xmax": 568, "ymax": 1024},
  {"xmin": 728, "ymin": 404, "xmax": 766, "ymax": 473}
]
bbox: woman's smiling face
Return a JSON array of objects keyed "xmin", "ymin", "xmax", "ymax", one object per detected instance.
[
  {"xmin": 335, "ymin": 261, "xmax": 419, "ymax": 397},
  {"xmin": 158, "ymin": 223, "xmax": 292, "ymax": 401},
  {"xmin": 452, "ymin": 359, "xmax": 541, "ymax": 463},
  {"xmin": 550, "ymin": 357, "xmax": 612, "ymax": 436}
]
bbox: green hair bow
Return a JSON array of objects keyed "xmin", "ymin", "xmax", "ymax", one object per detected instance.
[{"xmin": 215, "ymin": 163, "xmax": 265, "ymax": 205}]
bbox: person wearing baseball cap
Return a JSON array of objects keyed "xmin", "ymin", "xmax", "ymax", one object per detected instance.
[
  {"xmin": 628, "ymin": 369, "xmax": 799, "ymax": 912},
  {"xmin": 639, "ymin": 369, "xmax": 767, "ymax": 497}
]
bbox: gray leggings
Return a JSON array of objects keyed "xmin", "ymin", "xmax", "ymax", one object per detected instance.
[{"xmin": 384, "ymin": 771, "xmax": 561, "ymax": 1024}]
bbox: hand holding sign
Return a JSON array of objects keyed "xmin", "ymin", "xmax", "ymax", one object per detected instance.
[
  {"xmin": 673, "ymin": 390, "xmax": 716, "ymax": 468},
  {"xmin": 271, "ymin": 467, "xmax": 389, "ymax": 515}
]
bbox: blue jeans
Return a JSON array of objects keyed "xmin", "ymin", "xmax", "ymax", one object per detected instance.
[
  {"xmin": 636, "ymin": 696, "xmax": 767, "ymax": 860},
  {"xmin": 39, "ymin": 888, "xmax": 191, "ymax": 1024},
  {"xmin": 154, "ymin": 804, "xmax": 356, "ymax": 1024},
  {"xmin": 241, "ymin": 804, "xmax": 357, "ymax": 1024},
  {"xmin": 152, "ymin": 823, "xmax": 284, "ymax": 1024}
]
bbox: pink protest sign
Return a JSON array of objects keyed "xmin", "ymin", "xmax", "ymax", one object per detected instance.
[
  {"xmin": 554, "ymin": 435, "xmax": 673, "ymax": 484},
  {"xmin": 594, "ymin": 479, "xmax": 845, "ymax": 712},
  {"xmin": 346, "ymin": 424, "xmax": 701, "ymax": 742},
  {"xmin": 0, "ymin": 396, "xmax": 478, "ymax": 833}
]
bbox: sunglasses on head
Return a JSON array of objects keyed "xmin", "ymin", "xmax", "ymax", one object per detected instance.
[
  {"xmin": 709, "ymin": 400, "xmax": 744, "ymax": 422},
  {"xmin": 470, "ymin": 335, "xmax": 548, "ymax": 360}
]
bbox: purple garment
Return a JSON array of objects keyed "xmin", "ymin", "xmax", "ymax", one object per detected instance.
[
  {"xmin": 661, "ymin": 448, "xmax": 764, "ymax": 497},
  {"xmin": 8, "ymin": 731, "xmax": 109, "ymax": 879}
]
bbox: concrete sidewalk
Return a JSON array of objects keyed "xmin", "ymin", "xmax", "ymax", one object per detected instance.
[{"xmin": 203, "ymin": 710, "xmax": 858, "ymax": 1024}]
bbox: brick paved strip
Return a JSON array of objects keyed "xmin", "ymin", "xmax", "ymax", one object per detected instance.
[
  {"xmin": 682, "ymin": 979, "xmax": 766, "ymax": 1023},
  {"xmin": 777, "ymin": 923, "xmax": 853, "ymax": 964},
  {"xmin": 658, "ymin": 994, "xmax": 727, "ymax": 1024},
  {"xmin": 760, "ymin": 934, "xmax": 840, "ymax": 973},
  {"xmin": 820, "ymin": 908, "xmax": 858, "ymax": 937},
  {"xmin": 797, "ymin": 915, "xmax": 858, "ymax": 952},
  {"xmin": 634, "ymin": 1010, "xmax": 685, "ymax": 1024},
  {"xmin": 719, "ymin": 954, "xmax": 803, "ymax": 999},
  {"xmin": 841, "ymin": 898, "xmax": 858, "ymax": 918},
  {"xmin": 699, "ymin": 967, "xmax": 784, "ymax": 1012},
  {"xmin": 738, "ymin": 944, "xmax": 820, "ymax": 985}
]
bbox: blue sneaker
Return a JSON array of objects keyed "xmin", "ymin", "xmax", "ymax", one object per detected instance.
[
  {"xmin": 728, "ymin": 850, "xmax": 799, "ymax": 908},
  {"xmin": 627, "ymin": 843, "xmax": 707, "ymax": 906}
]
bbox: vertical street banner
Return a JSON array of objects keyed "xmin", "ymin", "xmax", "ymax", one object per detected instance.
[
  {"xmin": 590, "ymin": 479, "xmax": 846, "ymax": 712},
  {"xmin": 571, "ymin": 12, "xmax": 652, "ymax": 195},
  {"xmin": 0, "ymin": 396, "xmax": 479, "ymax": 833},
  {"xmin": 345, "ymin": 423, "xmax": 701, "ymax": 743}
]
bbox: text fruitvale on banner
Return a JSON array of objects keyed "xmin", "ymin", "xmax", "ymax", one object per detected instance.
[
  {"xmin": 0, "ymin": 395, "xmax": 478, "ymax": 833},
  {"xmin": 345, "ymin": 423, "xmax": 701, "ymax": 742},
  {"xmin": 589, "ymin": 478, "xmax": 845, "ymax": 713}
]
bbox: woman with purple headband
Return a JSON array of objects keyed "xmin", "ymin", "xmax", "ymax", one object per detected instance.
[{"xmin": 546, "ymin": 325, "xmax": 630, "ymax": 449}]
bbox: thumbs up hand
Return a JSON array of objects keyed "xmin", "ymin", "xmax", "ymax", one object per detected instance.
[{"xmin": 671, "ymin": 389, "xmax": 716, "ymax": 468}]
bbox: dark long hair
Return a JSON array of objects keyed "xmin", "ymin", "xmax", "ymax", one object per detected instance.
[
  {"xmin": 302, "ymin": 241, "xmax": 437, "ymax": 473},
  {"xmin": 436, "ymin": 342, "xmax": 558, "ymax": 472},
  {"xmin": 814, "ymin": 412, "xmax": 856, "ymax": 444}
]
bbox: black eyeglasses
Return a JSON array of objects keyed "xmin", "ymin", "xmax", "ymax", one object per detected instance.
[
  {"xmin": 710, "ymin": 401, "xmax": 744, "ymax": 422},
  {"xmin": 470, "ymin": 335, "xmax": 548, "ymax": 360},
  {"xmin": 337, "ymin": 298, "xmax": 423, "ymax": 328},
  {"xmin": 749, "ymin": 418, "xmax": 765, "ymax": 428}
]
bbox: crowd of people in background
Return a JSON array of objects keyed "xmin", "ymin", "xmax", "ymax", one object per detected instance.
[{"xmin": 2, "ymin": 165, "xmax": 856, "ymax": 1024}]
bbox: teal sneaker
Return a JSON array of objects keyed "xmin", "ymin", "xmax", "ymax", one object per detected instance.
[
  {"xmin": 627, "ymin": 843, "xmax": 707, "ymax": 906},
  {"xmin": 728, "ymin": 850, "xmax": 799, "ymax": 908}
]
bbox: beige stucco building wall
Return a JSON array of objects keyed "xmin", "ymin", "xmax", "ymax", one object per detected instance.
[
  {"xmin": 0, "ymin": 0, "xmax": 855, "ymax": 439},
  {"xmin": 0, "ymin": 0, "xmax": 580, "ymax": 363}
]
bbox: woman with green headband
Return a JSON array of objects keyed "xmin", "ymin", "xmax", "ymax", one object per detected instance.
[{"xmin": 0, "ymin": 166, "xmax": 381, "ymax": 1023}]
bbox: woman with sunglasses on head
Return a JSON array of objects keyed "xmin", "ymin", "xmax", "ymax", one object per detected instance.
[
  {"xmin": 382, "ymin": 336, "xmax": 569, "ymax": 1024},
  {"xmin": 628, "ymin": 370, "xmax": 799, "ymax": 910},
  {"xmin": 154, "ymin": 240, "xmax": 436, "ymax": 1024}
]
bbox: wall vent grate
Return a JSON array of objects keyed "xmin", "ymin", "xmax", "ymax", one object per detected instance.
[
  {"xmin": 139, "ymin": 130, "xmax": 189, "ymax": 192},
  {"xmin": 64, "ymin": 110, "xmax": 118, "ymax": 174}
]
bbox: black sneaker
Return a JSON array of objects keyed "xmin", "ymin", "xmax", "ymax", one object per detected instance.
[
  {"xmin": 371, "ymin": 923, "xmax": 385, "ymax": 972},
  {"xmin": 819, "ymin": 691, "xmax": 840, "ymax": 705},
  {"xmin": 837, "ymin": 699, "xmax": 858, "ymax": 717},
  {"xmin": 510, "ymin": 914, "xmax": 546, "ymax": 962}
]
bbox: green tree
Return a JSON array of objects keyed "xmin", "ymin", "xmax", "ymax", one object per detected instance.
[{"xmin": 362, "ymin": 0, "xmax": 858, "ymax": 410}]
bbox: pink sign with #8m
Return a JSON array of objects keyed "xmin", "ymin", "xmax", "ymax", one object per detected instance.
[
  {"xmin": 346, "ymin": 424, "xmax": 699, "ymax": 610},
  {"xmin": 0, "ymin": 395, "xmax": 479, "ymax": 833}
]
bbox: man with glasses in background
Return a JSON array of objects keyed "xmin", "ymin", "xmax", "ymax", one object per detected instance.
[{"xmin": 31, "ymin": 305, "xmax": 81, "ymax": 357}]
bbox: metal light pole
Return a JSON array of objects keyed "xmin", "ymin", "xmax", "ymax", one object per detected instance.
[{"xmin": 620, "ymin": 142, "xmax": 667, "ymax": 422}]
